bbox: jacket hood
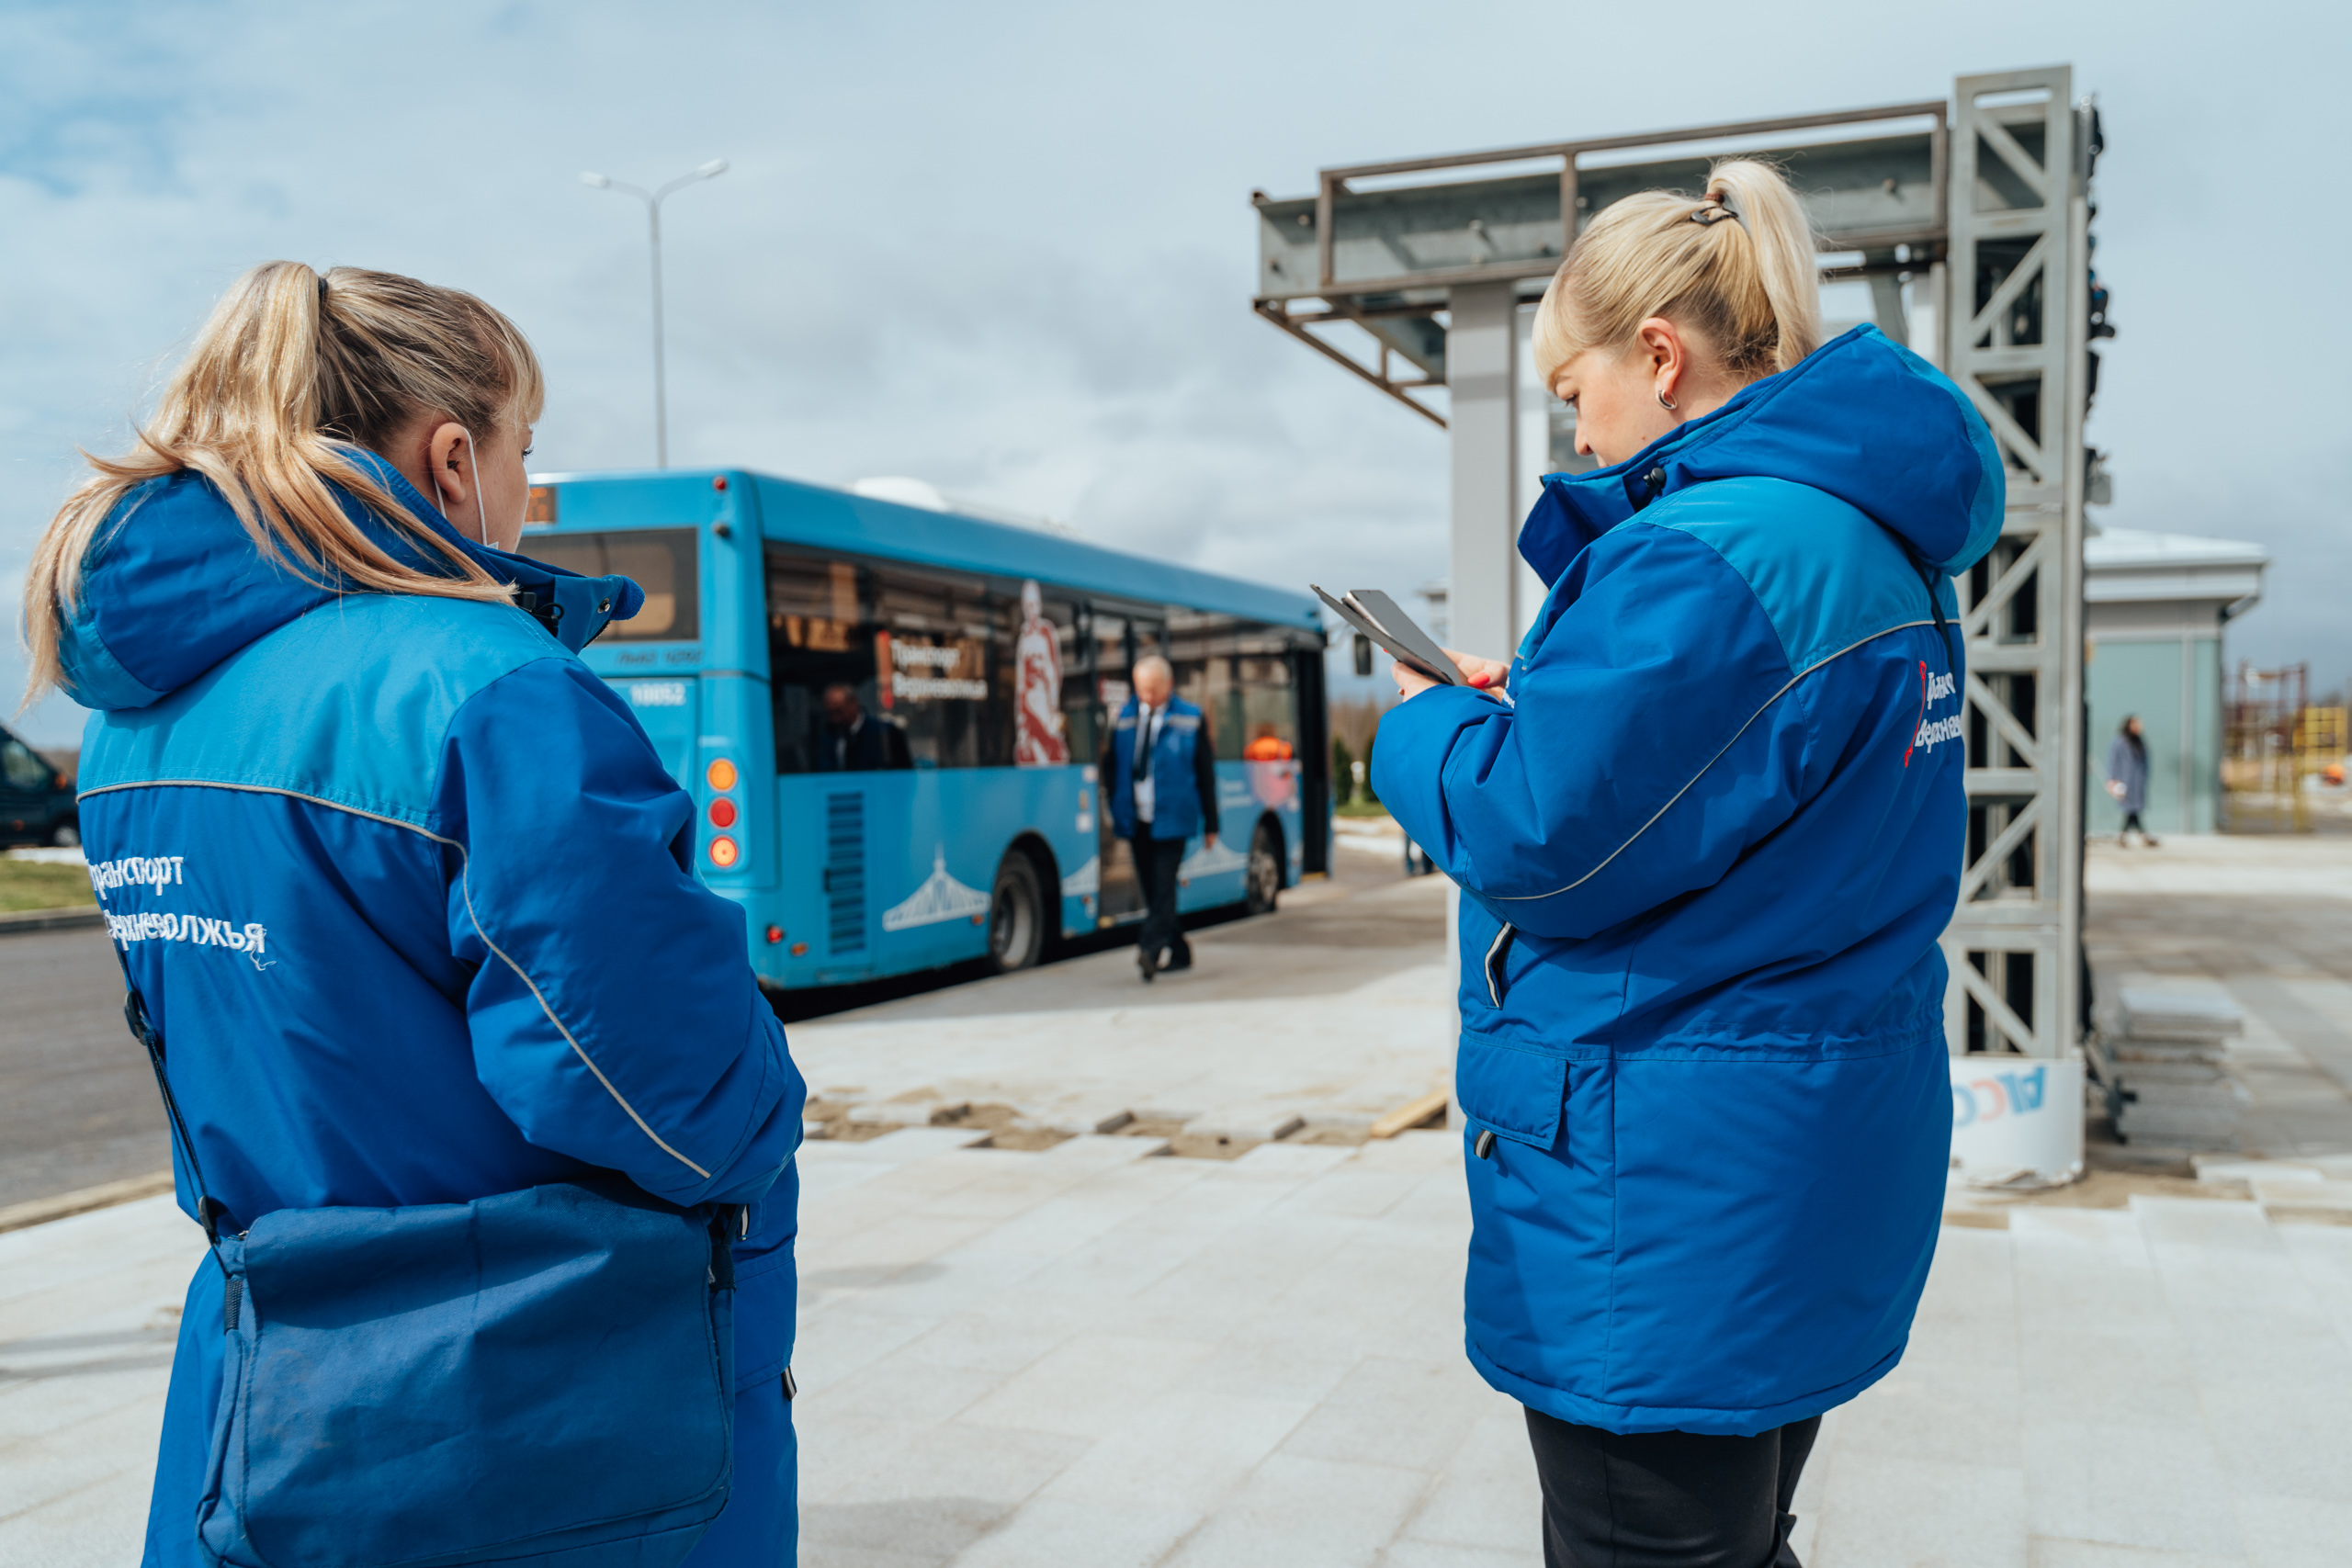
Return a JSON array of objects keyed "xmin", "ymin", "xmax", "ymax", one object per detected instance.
[
  {"xmin": 56, "ymin": 450, "xmax": 643, "ymax": 712},
  {"xmin": 1519, "ymin": 325, "xmax": 2006, "ymax": 588}
]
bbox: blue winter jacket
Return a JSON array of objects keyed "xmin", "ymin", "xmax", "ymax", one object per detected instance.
[
  {"xmin": 62, "ymin": 455, "xmax": 808, "ymax": 1565},
  {"xmin": 1104, "ymin": 695, "xmax": 1218, "ymax": 842},
  {"xmin": 1374, "ymin": 326, "xmax": 2001, "ymax": 1437}
]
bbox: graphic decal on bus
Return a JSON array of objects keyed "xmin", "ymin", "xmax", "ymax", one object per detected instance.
[
  {"xmin": 1059, "ymin": 857, "xmax": 1100, "ymax": 898},
  {"xmin": 1014, "ymin": 580, "xmax": 1069, "ymax": 766},
  {"xmin": 1178, "ymin": 837, "xmax": 1248, "ymax": 881},
  {"xmin": 889, "ymin": 639, "xmax": 988, "ymax": 703},
  {"xmin": 881, "ymin": 845, "xmax": 994, "ymax": 931}
]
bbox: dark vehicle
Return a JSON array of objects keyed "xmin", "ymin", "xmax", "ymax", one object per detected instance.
[{"xmin": 0, "ymin": 720, "xmax": 76, "ymax": 847}]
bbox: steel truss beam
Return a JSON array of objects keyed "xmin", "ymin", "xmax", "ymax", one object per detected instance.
[{"xmin": 1941, "ymin": 66, "xmax": 2089, "ymax": 1059}]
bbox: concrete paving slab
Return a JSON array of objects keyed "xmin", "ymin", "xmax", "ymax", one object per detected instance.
[
  {"xmin": 1390, "ymin": 1407, "xmax": 1542, "ymax": 1555},
  {"xmin": 786, "ymin": 874, "xmax": 1453, "ymax": 1150},
  {"xmin": 2228, "ymin": 1493, "xmax": 2352, "ymax": 1568},
  {"xmin": 1811, "ymin": 1450, "xmax": 2030, "ymax": 1568},
  {"xmin": 2025, "ymin": 1543, "xmax": 2246, "ymax": 1568},
  {"xmin": 1159, "ymin": 1452, "xmax": 1428, "ymax": 1568},
  {"xmin": 1376, "ymin": 1544, "xmax": 1543, "ymax": 1568}
]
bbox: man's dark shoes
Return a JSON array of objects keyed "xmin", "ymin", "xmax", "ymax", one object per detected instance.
[
  {"xmin": 1162, "ymin": 948, "xmax": 1193, "ymax": 974},
  {"xmin": 1137, "ymin": 948, "xmax": 1157, "ymax": 983}
]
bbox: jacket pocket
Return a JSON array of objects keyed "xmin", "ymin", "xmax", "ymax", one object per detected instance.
[{"xmin": 1456, "ymin": 1032, "xmax": 1567, "ymax": 1150}]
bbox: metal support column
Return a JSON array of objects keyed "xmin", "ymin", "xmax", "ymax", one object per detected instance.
[
  {"xmin": 1940, "ymin": 66, "xmax": 2089, "ymax": 1058},
  {"xmin": 1447, "ymin": 282, "xmax": 1520, "ymax": 660}
]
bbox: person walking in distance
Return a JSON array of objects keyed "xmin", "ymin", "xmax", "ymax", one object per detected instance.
[
  {"xmin": 21, "ymin": 263, "xmax": 806, "ymax": 1568},
  {"xmin": 2106, "ymin": 714, "xmax": 2157, "ymax": 846},
  {"xmin": 1102, "ymin": 654, "xmax": 1218, "ymax": 981},
  {"xmin": 1374, "ymin": 160, "xmax": 2001, "ymax": 1566}
]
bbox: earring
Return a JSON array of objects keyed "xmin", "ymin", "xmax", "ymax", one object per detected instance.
[{"xmin": 1657, "ymin": 388, "xmax": 1679, "ymax": 412}]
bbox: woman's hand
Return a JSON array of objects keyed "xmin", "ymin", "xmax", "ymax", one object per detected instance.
[{"xmin": 1391, "ymin": 647, "xmax": 1510, "ymax": 702}]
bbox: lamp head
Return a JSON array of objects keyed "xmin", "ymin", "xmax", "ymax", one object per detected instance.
[
  {"xmin": 579, "ymin": 172, "xmax": 611, "ymax": 189},
  {"xmin": 695, "ymin": 159, "xmax": 729, "ymax": 179}
]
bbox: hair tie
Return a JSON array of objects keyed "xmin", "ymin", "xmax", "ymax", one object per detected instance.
[{"xmin": 1690, "ymin": 193, "xmax": 1747, "ymax": 233}]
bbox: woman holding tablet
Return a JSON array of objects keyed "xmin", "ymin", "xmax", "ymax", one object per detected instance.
[{"xmin": 1374, "ymin": 160, "xmax": 2001, "ymax": 1564}]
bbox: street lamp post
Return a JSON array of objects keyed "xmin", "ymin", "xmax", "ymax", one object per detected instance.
[{"xmin": 580, "ymin": 158, "xmax": 728, "ymax": 468}]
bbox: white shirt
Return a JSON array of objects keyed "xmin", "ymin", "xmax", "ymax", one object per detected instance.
[{"xmin": 1132, "ymin": 703, "xmax": 1162, "ymax": 824}]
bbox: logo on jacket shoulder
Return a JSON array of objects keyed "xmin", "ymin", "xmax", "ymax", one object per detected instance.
[
  {"xmin": 89, "ymin": 852, "xmax": 272, "ymax": 971},
  {"xmin": 1906, "ymin": 664, "xmax": 1962, "ymax": 766}
]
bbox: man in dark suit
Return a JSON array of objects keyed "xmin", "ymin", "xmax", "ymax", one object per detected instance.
[
  {"xmin": 1102, "ymin": 654, "xmax": 1217, "ymax": 981},
  {"xmin": 817, "ymin": 682, "xmax": 911, "ymax": 773}
]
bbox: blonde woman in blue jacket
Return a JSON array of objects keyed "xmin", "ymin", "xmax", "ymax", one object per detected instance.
[
  {"xmin": 24, "ymin": 264, "xmax": 806, "ymax": 1568},
  {"xmin": 1376, "ymin": 162, "xmax": 2000, "ymax": 1565}
]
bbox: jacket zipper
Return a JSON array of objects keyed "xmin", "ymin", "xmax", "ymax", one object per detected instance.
[{"xmin": 1484, "ymin": 923, "xmax": 1517, "ymax": 1008}]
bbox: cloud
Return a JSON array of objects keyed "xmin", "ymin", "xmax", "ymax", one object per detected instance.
[{"xmin": 5, "ymin": 0, "xmax": 2350, "ymax": 740}]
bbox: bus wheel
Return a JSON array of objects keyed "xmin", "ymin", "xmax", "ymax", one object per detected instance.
[
  {"xmin": 987, "ymin": 852, "xmax": 1046, "ymax": 974},
  {"xmin": 1245, "ymin": 822, "xmax": 1282, "ymax": 916}
]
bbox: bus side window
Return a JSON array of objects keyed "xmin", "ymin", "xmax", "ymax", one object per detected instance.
[
  {"xmin": 869, "ymin": 565, "xmax": 1011, "ymax": 771},
  {"xmin": 766, "ymin": 552, "xmax": 883, "ymax": 774}
]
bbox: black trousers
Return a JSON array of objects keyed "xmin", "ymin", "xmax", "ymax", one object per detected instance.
[
  {"xmin": 1525, "ymin": 1406, "xmax": 1820, "ymax": 1568},
  {"xmin": 2120, "ymin": 809, "xmax": 2145, "ymax": 835},
  {"xmin": 1130, "ymin": 833, "xmax": 1188, "ymax": 965}
]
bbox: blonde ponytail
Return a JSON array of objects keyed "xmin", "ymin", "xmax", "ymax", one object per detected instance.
[
  {"xmin": 20, "ymin": 261, "xmax": 544, "ymax": 704},
  {"xmin": 1532, "ymin": 157, "xmax": 1822, "ymax": 390}
]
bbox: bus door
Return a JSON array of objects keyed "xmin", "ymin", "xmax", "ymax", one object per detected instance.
[
  {"xmin": 1090, "ymin": 613, "xmax": 1139, "ymax": 924},
  {"xmin": 1293, "ymin": 645, "xmax": 1331, "ymax": 875}
]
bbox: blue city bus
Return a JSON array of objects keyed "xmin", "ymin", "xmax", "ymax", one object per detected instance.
[{"xmin": 517, "ymin": 469, "xmax": 1332, "ymax": 989}]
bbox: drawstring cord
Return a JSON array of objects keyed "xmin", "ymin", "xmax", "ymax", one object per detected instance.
[{"xmin": 1910, "ymin": 552, "xmax": 1957, "ymax": 672}]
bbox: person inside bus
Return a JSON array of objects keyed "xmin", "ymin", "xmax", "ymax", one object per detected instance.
[
  {"xmin": 817, "ymin": 680, "xmax": 911, "ymax": 771},
  {"xmin": 1373, "ymin": 161, "xmax": 2001, "ymax": 1565},
  {"xmin": 20, "ymin": 262, "xmax": 808, "ymax": 1568},
  {"xmin": 1103, "ymin": 654, "xmax": 1218, "ymax": 981}
]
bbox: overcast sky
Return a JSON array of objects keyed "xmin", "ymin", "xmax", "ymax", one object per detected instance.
[{"xmin": 5, "ymin": 0, "xmax": 2346, "ymax": 745}]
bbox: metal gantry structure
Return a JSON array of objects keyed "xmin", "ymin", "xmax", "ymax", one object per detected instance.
[{"xmin": 1256, "ymin": 65, "xmax": 2098, "ymax": 1059}]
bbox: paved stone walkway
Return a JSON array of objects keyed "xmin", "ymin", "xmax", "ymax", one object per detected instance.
[
  {"xmin": 2086, "ymin": 836, "xmax": 2352, "ymax": 1161},
  {"xmin": 14, "ymin": 1138, "xmax": 2352, "ymax": 1567},
  {"xmin": 11, "ymin": 840, "xmax": 2352, "ymax": 1564},
  {"xmin": 786, "ymin": 871, "xmax": 1453, "ymax": 1146}
]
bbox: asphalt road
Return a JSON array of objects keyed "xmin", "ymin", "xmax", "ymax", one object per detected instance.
[
  {"xmin": 0, "ymin": 847, "xmax": 1420, "ymax": 1211},
  {"xmin": 0, "ymin": 924, "xmax": 171, "ymax": 1210}
]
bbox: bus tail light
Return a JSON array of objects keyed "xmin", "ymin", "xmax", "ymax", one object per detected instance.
[
  {"xmin": 708, "ymin": 798, "xmax": 738, "ymax": 829},
  {"xmin": 708, "ymin": 836, "xmax": 740, "ymax": 869},
  {"xmin": 707, "ymin": 758, "xmax": 738, "ymax": 791},
  {"xmin": 764, "ymin": 924, "xmax": 783, "ymax": 944}
]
